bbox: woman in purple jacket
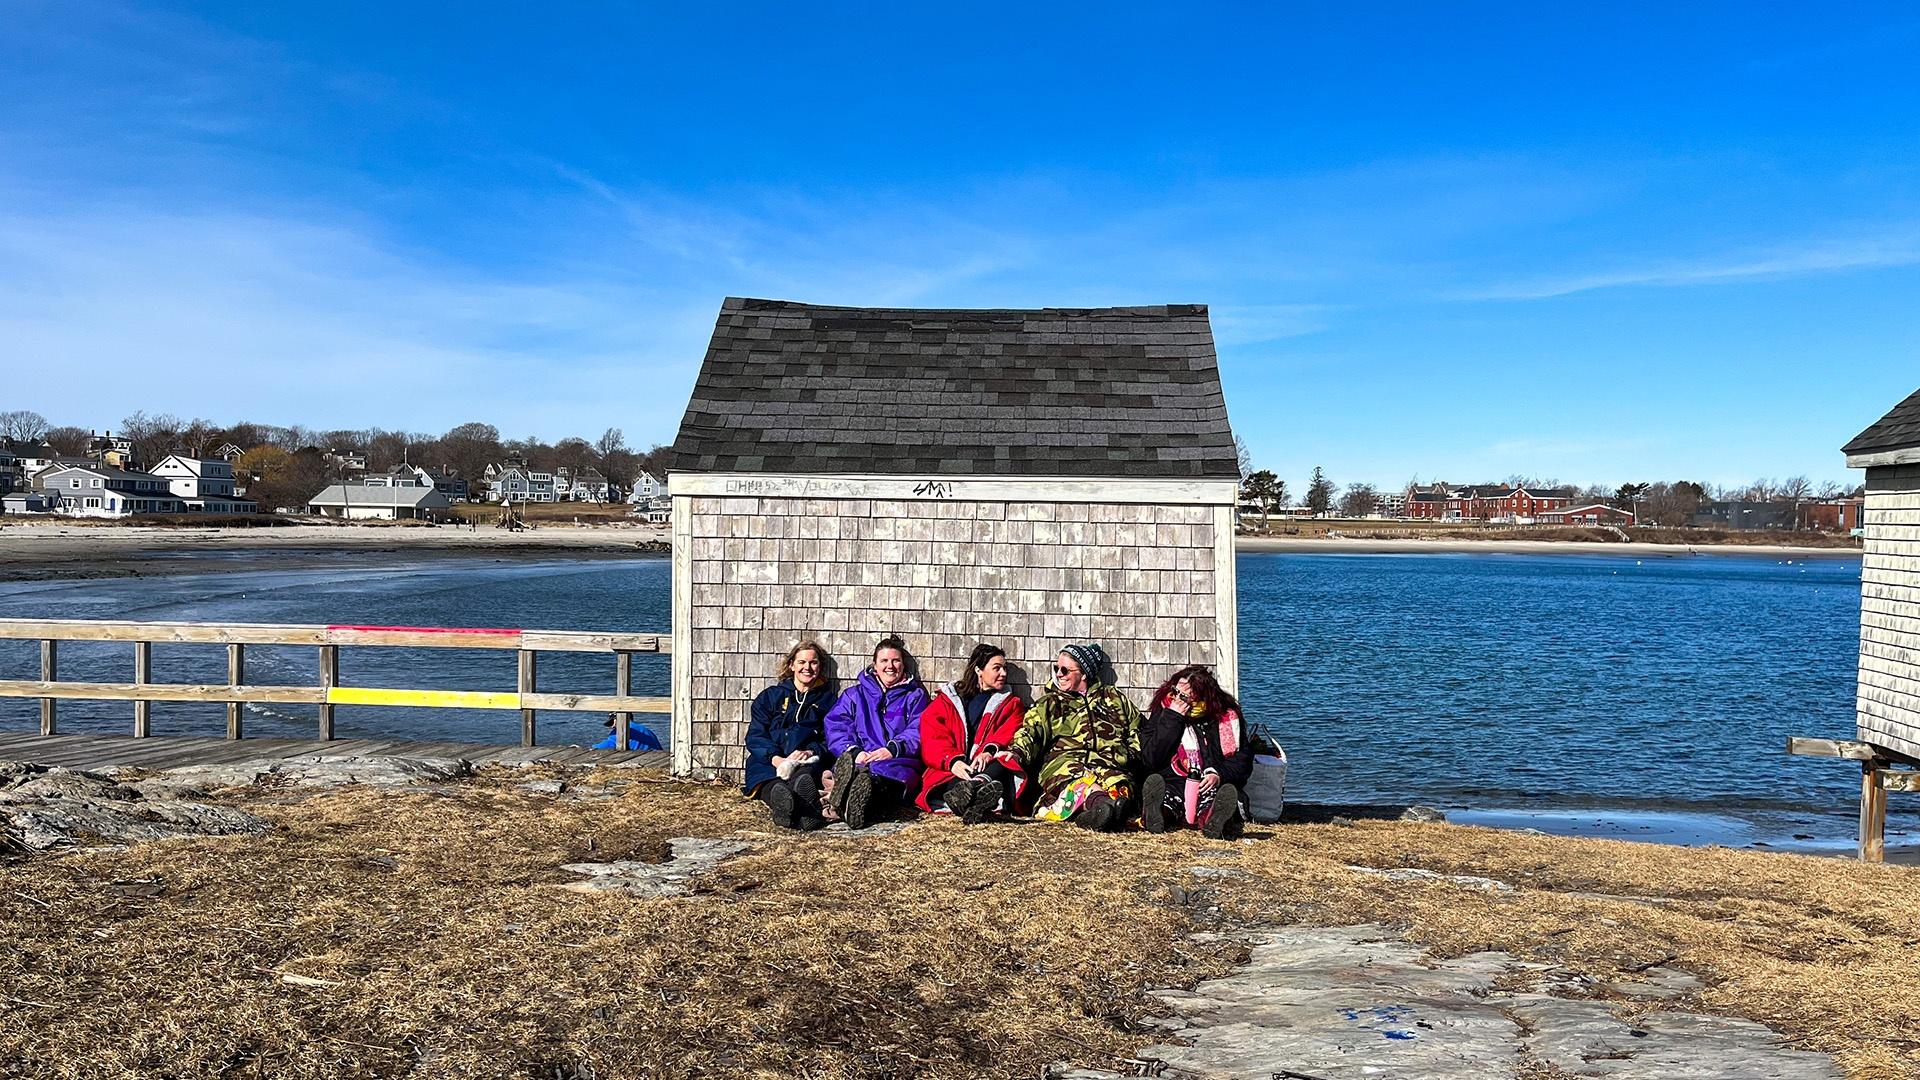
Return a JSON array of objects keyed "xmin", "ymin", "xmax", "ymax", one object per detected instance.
[{"xmin": 824, "ymin": 634, "xmax": 930, "ymax": 829}]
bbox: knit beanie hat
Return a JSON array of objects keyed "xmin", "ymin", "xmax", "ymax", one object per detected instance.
[{"xmin": 1059, "ymin": 643, "xmax": 1109, "ymax": 682}]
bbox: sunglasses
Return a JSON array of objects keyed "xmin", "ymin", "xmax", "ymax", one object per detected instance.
[{"xmin": 1053, "ymin": 664, "xmax": 1079, "ymax": 675}]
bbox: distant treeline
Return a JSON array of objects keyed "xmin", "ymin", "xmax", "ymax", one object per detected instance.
[{"xmin": 0, "ymin": 409, "xmax": 668, "ymax": 509}]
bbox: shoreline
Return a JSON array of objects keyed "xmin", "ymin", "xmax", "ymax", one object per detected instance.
[
  {"xmin": 0, "ymin": 523, "xmax": 670, "ymax": 582},
  {"xmin": 1235, "ymin": 534, "xmax": 1861, "ymax": 559},
  {"xmin": 0, "ymin": 522, "xmax": 1860, "ymax": 583}
]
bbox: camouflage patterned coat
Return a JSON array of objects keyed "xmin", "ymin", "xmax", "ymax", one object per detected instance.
[{"xmin": 1007, "ymin": 681, "xmax": 1144, "ymax": 804}]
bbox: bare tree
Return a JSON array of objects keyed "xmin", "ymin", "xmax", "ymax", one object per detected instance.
[
  {"xmin": 0, "ymin": 410, "xmax": 50, "ymax": 442},
  {"xmin": 596, "ymin": 427, "xmax": 628, "ymax": 489},
  {"xmin": 178, "ymin": 418, "xmax": 219, "ymax": 458},
  {"xmin": 43, "ymin": 426, "xmax": 89, "ymax": 455},
  {"xmin": 1338, "ymin": 482, "xmax": 1380, "ymax": 517},
  {"xmin": 119, "ymin": 411, "xmax": 185, "ymax": 468},
  {"xmin": 1234, "ymin": 436, "xmax": 1252, "ymax": 481}
]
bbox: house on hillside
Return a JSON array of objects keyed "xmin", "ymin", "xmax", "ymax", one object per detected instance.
[
  {"xmin": 36, "ymin": 464, "xmax": 185, "ymax": 517},
  {"xmin": 665, "ymin": 297, "xmax": 1240, "ymax": 778},
  {"xmin": 627, "ymin": 470, "xmax": 665, "ymax": 504},
  {"xmin": 307, "ymin": 483, "xmax": 453, "ymax": 520},
  {"xmin": 150, "ymin": 455, "xmax": 258, "ymax": 513},
  {"xmin": 557, "ymin": 466, "xmax": 612, "ymax": 502},
  {"xmin": 85, "ymin": 431, "xmax": 137, "ymax": 470},
  {"xmin": 485, "ymin": 454, "xmax": 557, "ymax": 503}
]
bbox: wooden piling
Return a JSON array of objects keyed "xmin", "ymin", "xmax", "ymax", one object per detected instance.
[
  {"xmin": 133, "ymin": 641, "xmax": 151, "ymax": 737},
  {"xmin": 1861, "ymin": 760, "xmax": 1887, "ymax": 863},
  {"xmin": 318, "ymin": 645, "xmax": 338, "ymax": 739},
  {"xmin": 519, "ymin": 649, "xmax": 537, "ymax": 746},
  {"xmin": 39, "ymin": 639, "xmax": 56, "ymax": 735},
  {"xmin": 614, "ymin": 650, "xmax": 633, "ymax": 751},
  {"xmin": 226, "ymin": 643, "xmax": 245, "ymax": 739}
]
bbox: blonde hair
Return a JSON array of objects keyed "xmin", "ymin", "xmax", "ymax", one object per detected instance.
[{"xmin": 775, "ymin": 639, "xmax": 835, "ymax": 691}]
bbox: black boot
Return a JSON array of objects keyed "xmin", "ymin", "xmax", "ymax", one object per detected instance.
[
  {"xmin": 827, "ymin": 747, "xmax": 861, "ymax": 818},
  {"xmin": 1141, "ymin": 773, "xmax": 1170, "ymax": 834},
  {"xmin": 1203, "ymin": 784, "xmax": 1243, "ymax": 841},
  {"xmin": 791, "ymin": 773, "xmax": 827, "ymax": 830},
  {"xmin": 1074, "ymin": 792, "xmax": 1119, "ymax": 832},
  {"xmin": 842, "ymin": 767, "xmax": 876, "ymax": 830},
  {"xmin": 762, "ymin": 780, "xmax": 800, "ymax": 830}
]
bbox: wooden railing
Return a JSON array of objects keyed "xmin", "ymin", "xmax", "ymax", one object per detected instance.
[{"xmin": 0, "ymin": 619, "xmax": 668, "ymax": 748}]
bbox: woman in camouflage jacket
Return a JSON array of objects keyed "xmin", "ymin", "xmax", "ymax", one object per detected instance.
[{"xmin": 1006, "ymin": 642, "xmax": 1142, "ymax": 832}]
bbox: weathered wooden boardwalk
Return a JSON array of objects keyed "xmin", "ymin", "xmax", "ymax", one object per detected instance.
[{"xmin": 0, "ymin": 732, "xmax": 670, "ymax": 773}]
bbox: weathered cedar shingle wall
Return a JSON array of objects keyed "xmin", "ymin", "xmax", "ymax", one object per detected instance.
[
  {"xmin": 1859, "ymin": 464, "xmax": 1920, "ymax": 761},
  {"xmin": 679, "ymin": 494, "xmax": 1223, "ymax": 777}
]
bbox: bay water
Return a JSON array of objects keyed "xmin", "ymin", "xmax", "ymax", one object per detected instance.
[{"xmin": 0, "ymin": 548, "xmax": 1896, "ymax": 852}]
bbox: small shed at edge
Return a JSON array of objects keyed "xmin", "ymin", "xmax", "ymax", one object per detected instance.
[
  {"xmin": 664, "ymin": 297, "xmax": 1241, "ymax": 779},
  {"xmin": 1844, "ymin": 387, "xmax": 1920, "ymax": 762}
]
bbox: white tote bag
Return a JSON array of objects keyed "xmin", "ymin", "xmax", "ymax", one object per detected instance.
[{"xmin": 1244, "ymin": 743, "xmax": 1288, "ymax": 824}]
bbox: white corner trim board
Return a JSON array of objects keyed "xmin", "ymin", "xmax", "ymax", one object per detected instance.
[
  {"xmin": 670, "ymin": 496, "xmax": 695, "ymax": 775},
  {"xmin": 668, "ymin": 473, "xmax": 1240, "ymax": 506},
  {"xmin": 1849, "ymin": 448, "xmax": 1920, "ymax": 469}
]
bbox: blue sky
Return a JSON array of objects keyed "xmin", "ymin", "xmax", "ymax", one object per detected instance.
[{"xmin": 2, "ymin": 3, "xmax": 1916, "ymax": 489}]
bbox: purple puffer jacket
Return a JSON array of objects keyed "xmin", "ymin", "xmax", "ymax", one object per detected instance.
[{"xmin": 824, "ymin": 667, "xmax": 930, "ymax": 790}]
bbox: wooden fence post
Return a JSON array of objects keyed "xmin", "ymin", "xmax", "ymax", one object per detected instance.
[
  {"xmin": 226, "ymin": 643, "xmax": 245, "ymax": 739},
  {"xmin": 519, "ymin": 649, "xmax": 537, "ymax": 746},
  {"xmin": 317, "ymin": 645, "xmax": 338, "ymax": 739},
  {"xmin": 1860, "ymin": 759, "xmax": 1887, "ymax": 863},
  {"xmin": 133, "ymin": 641, "xmax": 151, "ymax": 738},
  {"xmin": 39, "ymin": 639, "xmax": 56, "ymax": 735},
  {"xmin": 614, "ymin": 650, "xmax": 633, "ymax": 751}
]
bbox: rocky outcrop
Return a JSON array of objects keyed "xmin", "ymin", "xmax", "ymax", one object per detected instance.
[{"xmin": 0, "ymin": 762, "xmax": 270, "ymax": 852}]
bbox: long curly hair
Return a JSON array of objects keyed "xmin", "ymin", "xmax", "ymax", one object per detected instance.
[
  {"xmin": 775, "ymin": 639, "xmax": 837, "ymax": 693},
  {"xmin": 1149, "ymin": 665, "xmax": 1240, "ymax": 720}
]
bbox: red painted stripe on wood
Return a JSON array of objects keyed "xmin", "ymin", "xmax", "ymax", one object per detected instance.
[{"xmin": 326, "ymin": 625, "xmax": 523, "ymax": 635}]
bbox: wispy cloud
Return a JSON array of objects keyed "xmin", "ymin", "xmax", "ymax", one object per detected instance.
[{"xmin": 1464, "ymin": 231, "xmax": 1920, "ymax": 301}]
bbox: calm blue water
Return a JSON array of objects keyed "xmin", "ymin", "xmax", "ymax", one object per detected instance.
[{"xmin": 0, "ymin": 549, "xmax": 1899, "ymax": 848}]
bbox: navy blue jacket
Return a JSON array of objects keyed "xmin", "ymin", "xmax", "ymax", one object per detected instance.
[{"xmin": 743, "ymin": 680, "xmax": 834, "ymax": 795}]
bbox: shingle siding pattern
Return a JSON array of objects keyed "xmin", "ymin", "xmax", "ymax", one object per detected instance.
[
  {"xmin": 1857, "ymin": 463, "xmax": 1920, "ymax": 761},
  {"xmin": 1845, "ymin": 387, "xmax": 1920, "ymax": 456},
  {"xmin": 680, "ymin": 495, "xmax": 1223, "ymax": 776},
  {"xmin": 669, "ymin": 298, "xmax": 1239, "ymax": 479}
]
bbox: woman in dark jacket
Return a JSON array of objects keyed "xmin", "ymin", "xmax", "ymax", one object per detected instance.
[
  {"xmin": 1139, "ymin": 665, "xmax": 1253, "ymax": 840},
  {"xmin": 744, "ymin": 639, "xmax": 837, "ymax": 831}
]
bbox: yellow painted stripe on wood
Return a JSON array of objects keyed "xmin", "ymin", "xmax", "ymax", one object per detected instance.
[{"xmin": 325, "ymin": 687, "xmax": 522, "ymax": 710}]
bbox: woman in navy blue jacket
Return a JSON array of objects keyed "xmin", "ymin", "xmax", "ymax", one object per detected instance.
[{"xmin": 744, "ymin": 639, "xmax": 838, "ymax": 830}]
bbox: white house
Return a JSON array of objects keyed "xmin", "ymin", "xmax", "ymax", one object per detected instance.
[
  {"xmin": 36, "ymin": 465, "xmax": 185, "ymax": 517},
  {"xmin": 306, "ymin": 484, "xmax": 454, "ymax": 520},
  {"xmin": 150, "ymin": 455, "xmax": 258, "ymax": 513},
  {"xmin": 486, "ymin": 457, "xmax": 557, "ymax": 502},
  {"xmin": 1, "ymin": 492, "xmax": 54, "ymax": 514},
  {"xmin": 626, "ymin": 470, "xmax": 665, "ymax": 503},
  {"xmin": 557, "ymin": 466, "xmax": 612, "ymax": 502}
]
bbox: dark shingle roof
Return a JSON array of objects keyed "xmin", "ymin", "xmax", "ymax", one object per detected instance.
[
  {"xmin": 668, "ymin": 298, "xmax": 1239, "ymax": 478},
  {"xmin": 1844, "ymin": 387, "xmax": 1920, "ymax": 456}
]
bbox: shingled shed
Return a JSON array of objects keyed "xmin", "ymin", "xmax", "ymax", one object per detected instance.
[
  {"xmin": 666, "ymin": 297, "xmax": 1241, "ymax": 779},
  {"xmin": 1791, "ymin": 387, "xmax": 1920, "ymax": 860}
]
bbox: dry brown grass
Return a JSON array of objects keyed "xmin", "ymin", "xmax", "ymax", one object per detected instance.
[{"xmin": 1, "ymin": 774, "xmax": 1914, "ymax": 1079}]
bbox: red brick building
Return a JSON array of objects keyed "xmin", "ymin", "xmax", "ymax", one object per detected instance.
[
  {"xmin": 1801, "ymin": 498, "xmax": 1863, "ymax": 532},
  {"xmin": 1402, "ymin": 482, "xmax": 1574, "ymax": 521}
]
